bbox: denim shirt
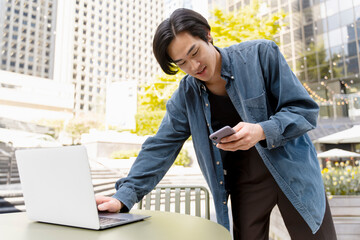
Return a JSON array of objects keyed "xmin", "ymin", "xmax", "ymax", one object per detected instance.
[{"xmin": 113, "ymin": 39, "xmax": 324, "ymax": 234}]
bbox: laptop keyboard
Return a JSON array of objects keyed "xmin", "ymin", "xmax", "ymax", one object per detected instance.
[{"xmin": 99, "ymin": 217, "xmax": 126, "ymax": 226}]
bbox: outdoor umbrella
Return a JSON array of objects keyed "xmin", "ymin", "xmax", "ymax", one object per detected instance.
[
  {"xmin": 317, "ymin": 148, "xmax": 360, "ymax": 159},
  {"xmin": 315, "ymin": 125, "xmax": 360, "ymax": 144}
]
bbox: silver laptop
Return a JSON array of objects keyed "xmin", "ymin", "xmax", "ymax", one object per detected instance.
[{"xmin": 15, "ymin": 145, "xmax": 149, "ymax": 230}]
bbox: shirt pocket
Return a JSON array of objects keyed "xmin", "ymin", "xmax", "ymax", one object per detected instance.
[{"xmin": 243, "ymin": 91, "xmax": 268, "ymax": 122}]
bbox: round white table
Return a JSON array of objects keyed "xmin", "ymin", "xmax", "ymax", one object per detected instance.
[{"xmin": 0, "ymin": 210, "xmax": 232, "ymax": 240}]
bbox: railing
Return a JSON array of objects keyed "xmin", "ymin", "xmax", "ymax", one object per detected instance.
[
  {"xmin": 0, "ymin": 151, "xmax": 12, "ymax": 185},
  {"xmin": 137, "ymin": 185, "xmax": 210, "ymax": 220},
  {"xmin": 0, "ymin": 147, "xmax": 18, "ymax": 185}
]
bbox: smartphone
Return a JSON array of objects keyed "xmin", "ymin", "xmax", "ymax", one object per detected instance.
[{"xmin": 209, "ymin": 126, "xmax": 236, "ymax": 143}]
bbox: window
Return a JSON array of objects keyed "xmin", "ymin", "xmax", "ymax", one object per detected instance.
[
  {"xmin": 328, "ymin": 29, "xmax": 342, "ymax": 48},
  {"xmin": 325, "ymin": 0, "xmax": 338, "ymax": 16},
  {"xmin": 342, "ymin": 26, "xmax": 355, "ymax": 43},
  {"xmin": 304, "ymin": 24, "xmax": 314, "ymax": 39},
  {"xmin": 303, "ymin": 8, "xmax": 314, "ymax": 24},
  {"xmin": 327, "ymin": 14, "xmax": 340, "ymax": 31},
  {"xmin": 339, "ymin": 0, "xmax": 353, "ymax": 11},
  {"xmin": 340, "ymin": 8, "xmax": 354, "ymax": 27},
  {"xmin": 307, "ymin": 67, "xmax": 319, "ymax": 81},
  {"xmin": 346, "ymin": 58, "xmax": 359, "ymax": 75}
]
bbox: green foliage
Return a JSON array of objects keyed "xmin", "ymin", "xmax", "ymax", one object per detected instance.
[
  {"xmin": 110, "ymin": 148, "xmax": 190, "ymax": 167},
  {"xmin": 210, "ymin": 0, "xmax": 286, "ymax": 48},
  {"xmin": 35, "ymin": 119, "xmax": 65, "ymax": 138},
  {"xmin": 134, "ymin": 72, "xmax": 185, "ymax": 136},
  {"xmin": 65, "ymin": 117, "xmax": 101, "ymax": 144},
  {"xmin": 322, "ymin": 161, "xmax": 360, "ymax": 195},
  {"xmin": 174, "ymin": 148, "xmax": 191, "ymax": 167},
  {"xmin": 134, "ymin": 110, "xmax": 166, "ymax": 136},
  {"xmin": 111, "ymin": 149, "xmax": 139, "ymax": 159}
]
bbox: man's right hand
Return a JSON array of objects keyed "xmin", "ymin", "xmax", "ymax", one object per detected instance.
[{"xmin": 95, "ymin": 195, "xmax": 123, "ymax": 213}]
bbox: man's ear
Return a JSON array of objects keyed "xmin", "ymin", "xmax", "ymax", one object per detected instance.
[{"xmin": 207, "ymin": 31, "xmax": 213, "ymax": 44}]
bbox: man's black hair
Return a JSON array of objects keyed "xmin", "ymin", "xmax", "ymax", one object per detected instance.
[{"xmin": 153, "ymin": 8, "xmax": 211, "ymax": 75}]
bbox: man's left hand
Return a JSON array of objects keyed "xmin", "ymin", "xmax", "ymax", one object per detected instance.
[{"xmin": 216, "ymin": 122, "xmax": 266, "ymax": 151}]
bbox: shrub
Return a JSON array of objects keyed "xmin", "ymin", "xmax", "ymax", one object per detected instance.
[
  {"xmin": 133, "ymin": 110, "xmax": 165, "ymax": 136},
  {"xmin": 111, "ymin": 150, "xmax": 139, "ymax": 159},
  {"xmin": 174, "ymin": 149, "xmax": 191, "ymax": 167},
  {"xmin": 110, "ymin": 148, "xmax": 191, "ymax": 167},
  {"xmin": 322, "ymin": 160, "xmax": 360, "ymax": 195}
]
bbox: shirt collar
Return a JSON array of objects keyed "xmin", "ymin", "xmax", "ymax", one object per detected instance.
[
  {"xmin": 194, "ymin": 46, "xmax": 234, "ymax": 95},
  {"xmin": 215, "ymin": 46, "xmax": 233, "ymax": 79}
]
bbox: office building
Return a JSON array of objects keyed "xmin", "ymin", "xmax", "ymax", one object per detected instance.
[
  {"xmin": 165, "ymin": 0, "xmax": 209, "ymax": 19},
  {"xmin": 0, "ymin": 0, "xmax": 57, "ymax": 78},
  {"xmin": 0, "ymin": 69, "xmax": 73, "ymax": 122},
  {"xmin": 0, "ymin": 0, "xmax": 73, "ymax": 124},
  {"xmin": 56, "ymin": 0, "xmax": 165, "ymax": 116},
  {"xmin": 207, "ymin": 0, "xmax": 228, "ymax": 12},
  {"xmin": 1, "ymin": 0, "xmax": 165, "ymax": 120},
  {"xmin": 210, "ymin": 0, "xmax": 360, "ymax": 119}
]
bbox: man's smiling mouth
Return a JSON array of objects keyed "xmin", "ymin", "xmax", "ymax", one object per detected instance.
[{"xmin": 197, "ymin": 66, "xmax": 206, "ymax": 75}]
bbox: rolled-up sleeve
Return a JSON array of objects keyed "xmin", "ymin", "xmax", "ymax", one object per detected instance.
[
  {"xmin": 258, "ymin": 41, "xmax": 319, "ymax": 149},
  {"xmin": 112, "ymin": 88, "xmax": 191, "ymax": 210}
]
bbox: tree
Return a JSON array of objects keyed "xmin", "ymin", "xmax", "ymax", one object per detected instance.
[
  {"xmin": 134, "ymin": 3, "xmax": 286, "ymax": 136},
  {"xmin": 34, "ymin": 119, "xmax": 65, "ymax": 138},
  {"xmin": 134, "ymin": 72, "xmax": 185, "ymax": 136},
  {"xmin": 210, "ymin": 0, "xmax": 286, "ymax": 48},
  {"xmin": 65, "ymin": 115, "xmax": 102, "ymax": 144}
]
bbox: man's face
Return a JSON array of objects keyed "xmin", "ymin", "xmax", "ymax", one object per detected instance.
[{"xmin": 167, "ymin": 31, "xmax": 220, "ymax": 83}]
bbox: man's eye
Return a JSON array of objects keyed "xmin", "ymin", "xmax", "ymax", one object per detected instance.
[
  {"xmin": 192, "ymin": 49, "xmax": 198, "ymax": 56},
  {"xmin": 178, "ymin": 61, "xmax": 185, "ymax": 66}
]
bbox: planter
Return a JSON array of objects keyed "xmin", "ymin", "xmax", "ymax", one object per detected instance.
[
  {"xmin": 269, "ymin": 195, "xmax": 360, "ymax": 240},
  {"xmin": 328, "ymin": 195, "xmax": 360, "ymax": 217},
  {"xmin": 329, "ymin": 195, "xmax": 360, "ymax": 240}
]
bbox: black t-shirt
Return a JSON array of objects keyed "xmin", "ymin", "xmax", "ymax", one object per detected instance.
[{"xmin": 207, "ymin": 89, "xmax": 266, "ymax": 183}]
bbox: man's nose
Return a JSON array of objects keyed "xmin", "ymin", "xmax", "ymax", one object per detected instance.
[{"xmin": 189, "ymin": 59, "xmax": 200, "ymax": 72}]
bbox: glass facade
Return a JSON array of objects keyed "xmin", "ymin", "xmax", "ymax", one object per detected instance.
[
  {"xmin": 217, "ymin": 0, "xmax": 360, "ymax": 119},
  {"xmin": 277, "ymin": 0, "xmax": 360, "ymax": 119}
]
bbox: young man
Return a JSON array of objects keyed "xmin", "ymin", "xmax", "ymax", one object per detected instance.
[{"xmin": 96, "ymin": 8, "xmax": 336, "ymax": 239}]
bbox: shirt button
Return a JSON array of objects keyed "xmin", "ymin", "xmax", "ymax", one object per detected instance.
[
  {"xmin": 202, "ymin": 85, "xmax": 206, "ymax": 90},
  {"xmin": 230, "ymin": 76, "xmax": 234, "ymax": 79},
  {"xmin": 207, "ymin": 123, "xmax": 210, "ymax": 127},
  {"xmin": 213, "ymin": 142, "xmax": 216, "ymax": 146},
  {"xmin": 216, "ymin": 161, "xmax": 220, "ymax": 165},
  {"xmin": 272, "ymin": 145, "xmax": 275, "ymax": 148},
  {"xmin": 220, "ymin": 181, "xmax": 223, "ymax": 185},
  {"xmin": 205, "ymin": 103, "xmax": 209, "ymax": 107},
  {"xmin": 223, "ymin": 201, "xmax": 227, "ymax": 205}
]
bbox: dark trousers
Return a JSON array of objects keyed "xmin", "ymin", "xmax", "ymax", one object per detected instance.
[{"xmin": 224, "ymin": 148, "xmax": 337, "ymax": 240}]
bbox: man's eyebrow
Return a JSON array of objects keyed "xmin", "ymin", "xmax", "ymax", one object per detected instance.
[{"xmin": 173, "ymin": 44, "xmax": 196, "ymax": 63}]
